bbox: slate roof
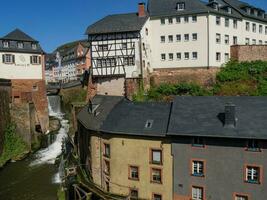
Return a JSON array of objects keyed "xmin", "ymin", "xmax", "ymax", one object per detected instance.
[
  {"xmin": 77, "ymin": 95, "xmax": 124, "ymax": 131},
  {"xmin": 168, "ymin": 96, "xmax": 267, "ymax": 139},
  {"xmin": 1, "ymin": 29, "xmax": 37, "ymax": 42},
  {"xmin": 148, "ymin": 0, "xmax": 267, "ymax": 22},
  {"xmin": 85, "ymin": 13, "xmax": 148, "ymax": 35},
  {"xmin": 101, "ymin": 99, "xmax": 171, "ymax": 137},
  {"xmin": 0, "ymin": 29, "xmax": 43, "ymax": 53}
]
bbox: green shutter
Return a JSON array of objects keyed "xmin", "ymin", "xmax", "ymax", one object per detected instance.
[
  {"xmin": 12, "ymin": 55, "xmax": 15, "ymax": 63},
  {"xmin": 38, "ymin": 56, "xmax": 41, "ymax": 64},
  {"xmin": 2, "ymin": 54, "xmax": 5, "ymax": 63}
]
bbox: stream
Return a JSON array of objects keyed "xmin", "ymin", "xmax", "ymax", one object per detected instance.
[{"xmin": 0, "ymin": 95, "xmax": 68, "ymax": 200}]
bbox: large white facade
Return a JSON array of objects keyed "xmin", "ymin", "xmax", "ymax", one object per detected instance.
[{"xmin": 0, "ymin": 52, "xmax": 43, "ymax": 79}]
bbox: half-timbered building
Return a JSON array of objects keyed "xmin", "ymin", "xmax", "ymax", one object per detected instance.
[{"xmin": 85, "ymin": 3, "xmax": 150, "ymax": 97}]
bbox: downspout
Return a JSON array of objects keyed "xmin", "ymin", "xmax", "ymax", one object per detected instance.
[
  {"xmin": 138, "ymin": 32, "xmax": 144, "ymax": 81},
  {"xmin": 207, "ymin": 12, "xmax": 210, "ymax": 69}
]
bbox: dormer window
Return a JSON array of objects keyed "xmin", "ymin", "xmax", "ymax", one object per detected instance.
[
  {"xmin": 17, "ymin": 42, "xmax": 24, "ymax": 49},
  {"xmin": 213, "ymin": 3, "xmax": 219, "ymax": 11},
  {"xmin": 32, "ymin": 43, "xmax": 37, "ymax": 50},
  {"xmin": 246, "ymin": 7, "xmax": 251, "ymax": 14},
  {"xmin": 145, "ymin": 120, "xmax": 153, "ymax": 129},
  {"xmin": 177, "ymin": 2, "xmax": 185, "ymax": 11},
  {"xmin": 3, "ymin": 41, "xmax": 9, "ymax": 48},
  {"xmin": 227, "ymin": 7, "xmax": 232, "ymax": 14}
]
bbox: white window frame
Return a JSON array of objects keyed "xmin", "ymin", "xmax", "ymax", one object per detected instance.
[
  {"xmin": 184, "ymin": 34, "xmax": 189, "ymax": 42},
  {"xmin": 176, "ymin": 53, "xmax": 181, "ymax": 60},
  {"xmin": 161, "ymin": 54, "xmax": 166, "ymax": 61},
  {"xmin": 177, "ymin": 2, "xmax": 185, "ymax": 11},
  {"xmin": 192, "ymin": 161, "xmax": 203, "ymax": 175},
  {"xmin": 3, "ymin": 41, "xmax": 9, "ymax": 48},
  {"xmin": 225, "ymin": 35, "xmax": 229, "ymax": 45},
  {"xmin": 216, "ymin": 52, "xmax": 221, "ymax": 62},
  {"xmin": 169, "ymin": 53, "xmax": 173, "ymax": 61},
  {"xmin": 192, "ymin": 16, "xmax": 197, "ymax": 23},
  {"xmin": 216, "ymin": 16, "xmax": 221, "ymax": 25},
  {"xmin": 192, "ymin": 186, "xmax": 203, "ymax": 200},
  {"xmin": 192, "ymin": 52, "xmax": 198, "ymax": 60},
  {"xmin": 176, "ymin": 34, "xmax": 181, "ymax": 42}
]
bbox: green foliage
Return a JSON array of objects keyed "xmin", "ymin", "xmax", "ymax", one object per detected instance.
[{"xmin": 0, "ymin": 124, "xmax": 29, "ymax": 167}]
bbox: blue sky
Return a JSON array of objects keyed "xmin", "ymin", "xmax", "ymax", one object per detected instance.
[{"xmin": 0, "ymin": 0, "xmax": 266, "ymax": 52}]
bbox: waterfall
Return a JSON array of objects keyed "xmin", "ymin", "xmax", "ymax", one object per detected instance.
[{"xmin": 30, "ymin": 95, "xmax": 69, "ymax": 184}]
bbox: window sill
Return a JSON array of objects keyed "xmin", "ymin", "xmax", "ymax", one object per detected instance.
[
  {"xmin": 151, "ymin": 180, "xmax": 162, "ymax": 184},
  {"xmin": 128, "ymin": 177, "xmax": 139, "ymax": 181},
  {"xmin": 245, "ymin": 180, "xmax": 260, "ymax": 185},
  {"xmin": 150, "ymin": 161, "xmax": 162, "ymax": 166},
  {"xmin": 191, "ymin": 173, "xmax": 204, "ymax": 177},
  {"xmin": 192, "ymin": 144, "xmax": 205, "ymax": 148},
  {"xmin": 246, "ymin": 148, "xmax": 261, "ymax": 152}
]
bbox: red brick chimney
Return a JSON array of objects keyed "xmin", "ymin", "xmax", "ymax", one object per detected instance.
[{"xmin": 138, "ymin": 3, "xmax": 146, "ymax": 17}]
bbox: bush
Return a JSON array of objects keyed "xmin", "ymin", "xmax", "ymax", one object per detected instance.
[{"xmin": 0, "ymin": 124, "xmax": 29, "ymax": 167}]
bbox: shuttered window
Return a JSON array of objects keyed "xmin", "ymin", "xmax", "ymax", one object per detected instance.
[
  {"xmin": 2, "ymin": 54, "xmax": 15, "ymax": 64},
  {"xmin": 30, "ymin": 56, "xmax": 41, "ymax": 64}
]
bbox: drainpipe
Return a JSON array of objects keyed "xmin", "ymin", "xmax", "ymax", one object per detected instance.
[
  {"xmin": 207, "ymin": 12, "xmax": 210, "ymax": 69},
  {"xmin": 138, "ymin": 32, "xmax": 144, "ymax": 80}
]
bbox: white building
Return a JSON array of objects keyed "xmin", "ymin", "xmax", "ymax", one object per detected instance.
[{"xmin": 86, "ymin": 0, "xmax": 267, "ymax": 96}]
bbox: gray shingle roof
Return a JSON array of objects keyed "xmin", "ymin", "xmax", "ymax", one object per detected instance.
[
  {"xmin": 77, "ymin": 95, "xmax": 124, "ymax": 131},
  {"xmin": 101, "ymin": 99, "xmax": 171, "ymax": 137},
  {"xmin": 168, "ymin": 96, "xmax": 267, "ymax": 139},
  {"xmin": 1, "ymin": 29, "xmax": 37, "ymax": 42},
  {"xmin": 85, "ymin": 13, "xmax": 148, "ymax": 35}
]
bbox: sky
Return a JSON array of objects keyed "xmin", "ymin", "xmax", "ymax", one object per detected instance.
[{"xmin": 0, "ymin": 0, "xmax": 266, "ymax": 53}]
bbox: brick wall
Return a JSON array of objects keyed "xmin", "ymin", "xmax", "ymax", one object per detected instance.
[
  {"xmin": 231, "ymin": 45, "xmax": 267, "ymax": 62},
  {"xmin": 151, "ymin": 67, "xmax": 220, "ymax": 87},
  {"xmin": 125, "ymin": 78, "xmax": 141, "ymax": 100},
  {"xmin": 11, "ymin": 79, "xmax": 49, "ymax": 133}
]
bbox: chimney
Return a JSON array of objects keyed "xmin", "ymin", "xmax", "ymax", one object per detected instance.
[
  {"xmin": 224, "ymin": 103, "xmax": 236, "ymax": 127},
  {"xmin": 138, "ymin": 3, "xmax": 146, "ymax": 17}
]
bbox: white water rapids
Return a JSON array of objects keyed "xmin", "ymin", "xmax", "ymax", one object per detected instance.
[{"xmin": 30, "ymin": 96, "xmax": 69, "ymax": 183}]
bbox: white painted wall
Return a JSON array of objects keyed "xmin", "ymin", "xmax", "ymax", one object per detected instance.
[{"xmin": 0, "ymin": 52, "xmax": 43, "ymax": 79}]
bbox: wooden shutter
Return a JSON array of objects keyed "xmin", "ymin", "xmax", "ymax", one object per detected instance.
[
  {"xmin": 38, "ymin": 56, "xmax": 41, "ymax": 64},
  {"xmin": 12, "ymin": 55, "xmax": 15, "ymax": 63},
  {"xmin": 30, "ymin": 56, "xmax": 33, "ymax": 64},
  {"xmin": 2, "ymin": 54, "xmax": 5, "ymax": 63}
]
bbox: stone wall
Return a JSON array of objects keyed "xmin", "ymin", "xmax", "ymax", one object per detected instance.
[
  {"xmin": 150, "ymin": 67, "xmax": 220, "ymax": 87},
  {"xmin": 231, "ymin": 45, "xmax": 267, "ymax": 62},
  {"xmin": 125, "ymin": 78, "xmax": 141, "ymax": 99},
  {"xmin": 0, "ymin": 90, "xmax": 11, "ymax": 154},
  {"xmin": 11, "ymin": 79, "xmax": 49, "ymax": 133}
]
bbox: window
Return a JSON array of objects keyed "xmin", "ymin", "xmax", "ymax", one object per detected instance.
[
  {"xmin": 169, "ymin": 53, "xmax": 173, "ymax": 60},
  {"xmin": 168, "ymin": 17, "xmax": 173, "ymax": 24},
  {"xmin": 151, "ymin": 168, "xmax": 162, "ymax": 183},
  {"xmin": 184, "ymin": 52, "xmax": 189, "ymax": 60},
  {"xmin": 233, "ymin": 36, "xmax": 238, "ymax": 45},
  {"xmin": 17, "ymin": 42, "xmax": 24, "ymax": 49},
  {"xmin": 32, "ymin": 43, "xmax": 37, "ymax": 49},
  {"xmin": 245, "ymin": 166, "xmax": 261, "ymax": 184},
  {"xmin": 227, "ymin": 7, "xmax": 232, "ymax": 14},
  {"xmin": 130, "ymin": 189, "xmax": 138, "ymax": 199},
  {"xmin": 259, "ymin": 25, "xmax": 263, "ymax": 33},
  {"xmin": 153, "ymin": 194, "xmax": 162, "ymax": 200},
  {"xmin": 177, "ymin": 53, "xmax": 181, "ymax": 60},
  {"xmin": 98, "ymin": 44, "xmax": 108, "ymax": 51},
  {"xmin": 161, "ymin": 54, "xmax": 166, "ymax": 61},
  {"xmin": 151, "ymin": 149, "xmax": 162, "ymax": 165},
  {"xmin": 146, "ymin": 28, "xmax": 148, "ymax": 35},
  {"xmin": 2, "ymin": 54, "xmax": 15, "ymax": 64},
  {"xmin": 252, "ymin": 23, "xmax": 256, "ymax": 32},
  {"xmin": 161, "ymin": 36, "xmax": 165, "ymax": 43},
  {"xmin": 246, "ymin": 22, "xmax": 250, "ymax": 31},
  {"xmin": 184, "ymin": 16, "xmax": 189, "ymax": 23},
  {"xmin": 245, "ymin": 38, "xmax": 250, "ymax": 45},
  {"xmin": 252, "ymin": 39, "xmax": 256, "ymax": 45},
  {"xmin": 3, "ymin": 41, "xmax": 9, "ymax": 48},
  {"xmin": 176, "ymin": 34, "xmax": 181, "ymax": 42},
  {"xmin": 192, "ymin": 186, "xmax": 203, "ymax": 200},
  {"xmin": 216, "ymin": 52, "xmax": 221, "ymax": 62},
  {"xmin": 225, "ymin": 53, "xmax": 230, "ymax": 62},
  {"xmin": 160, "ymin": 18, "xmax": 165, "ymax": 25},
  {"xmin": 104, "ymin": 143, "xmax": 110, "ymax": 158},
  {"xmin": 123, "ymin": 57, "xmax": 135, "ymax": 66},
  {"xmin": 192, "ymin": 33, "xmax": 197, "ymax": 41},
  {"xmin": 192, "ymin": 52, "xmax": 198, "ymax": 60},
  {"xmin": 177, "ymin": 2, "xmax": 185, "ymax": 11},
  {"xmin": 129, "ymin": 166, "xmax": 139, "ymax": 180},
  {"xmin": 247, "ymin": 139, "xmax": 260, "ymax": 152},
  {"xmin": 30, "ymin": 56, "xmax": 41, "ymax": 64},
  {"xmin": 225, "ymin": 18, "xmax": 229, "ymax": 27},
  {"xmin": 176, "ymin": 16, "xmax": 181, "ymax": 23},
  {"xmin": 192, "ymin": 16, "xmax": 197, "ymax": 22},
  {"xmin": 235, "ymin": 194, "xmax": 248, "ymax": 200},
  {"xmin": 184, "ymin": 34, "xmax": 189, "ymax": 41},
  {"xmin": 216, "ymin": 16, "xmax": 221, "ymax": 25},
  {"xmin": 225, "ymin": 35, "xmax": 229, "ymax": 45},
  {"xmin": 122, "ymin": 43, "xmax": 127, "ymax": 49},
  {"xmin": 168, "ymin": 35, "xmax": 173, "ymax": 42},
  {"xmin": 145, "ymin": 120, "xmax": 153, "ymax": 129},
  {"xmin": 192, "ymin": 160, "xmax": 204, "ymax": 176},
  {"xmin": 259, "ymin": 40, "xmax": 263, "ymax": 45},
  {"xmin": 216, "ymin": 33, "xmax": 221, "ymax": 44},
  {"xmin": 233, "ymin": 20, "xmax": 238, "ymax": 29}
]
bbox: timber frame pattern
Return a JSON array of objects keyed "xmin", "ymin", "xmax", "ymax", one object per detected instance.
[{"xmin": 89, "ymin": 32, "xmax": 140, "ymax": 77}]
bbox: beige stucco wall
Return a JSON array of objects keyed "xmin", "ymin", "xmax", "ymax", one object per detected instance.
[
  {"xmin": 96, "ymin": 77, "xmax": 125, "ymax": 96},
  {"xmin": 91, "ymin": 134, "xmax": 173, "ymax": 200}
]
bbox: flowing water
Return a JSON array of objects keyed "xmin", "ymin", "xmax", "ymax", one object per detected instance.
[{"xmin": 0, "ymin": 95, "xmax": 69, "ymax": 200}]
